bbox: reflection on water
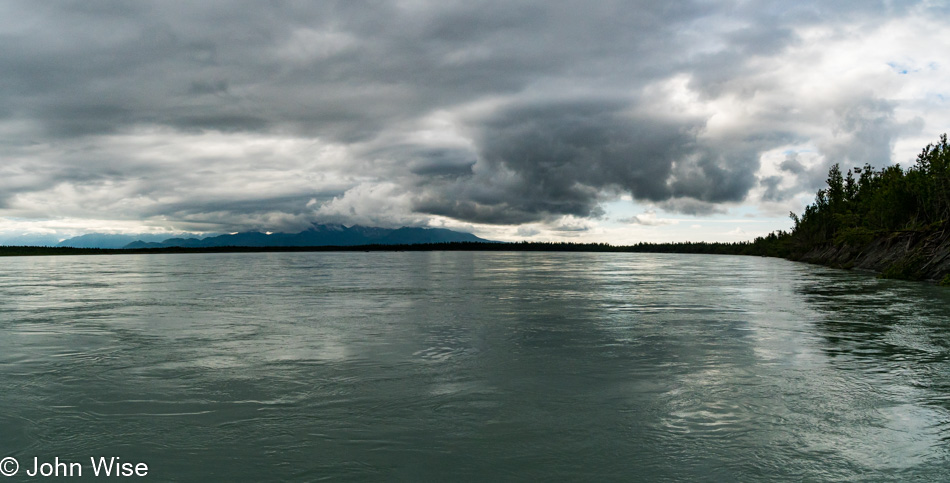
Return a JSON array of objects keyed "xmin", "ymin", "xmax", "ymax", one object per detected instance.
[{"xmin": 0, "ymin": 252, "xmax": 948, "ymax": 481}]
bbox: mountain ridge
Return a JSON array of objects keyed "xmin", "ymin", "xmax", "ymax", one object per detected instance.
[
  {"xmin": 56, "ymin": 233, "xmax": 217, "ymax": 249},
  {"xmin": 122, "ymin": 224, "xmax": 493, "ymax": 249}
]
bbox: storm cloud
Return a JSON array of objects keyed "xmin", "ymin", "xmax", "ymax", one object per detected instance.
[
  {"xmin": 411, "ymin": 99, "xmax": 706, "ymax": 224},
  {"xmin": 0, "ymin": 0, "xmax": 947, "ymax": 240}
]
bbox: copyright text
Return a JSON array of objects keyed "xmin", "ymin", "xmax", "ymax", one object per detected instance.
[{"xmin": 0, "ymin": 457, "xmax": 148, "ymax": 478}]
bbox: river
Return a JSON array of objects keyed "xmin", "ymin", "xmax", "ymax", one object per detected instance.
[{"xmin": 1, "ymin": 252, "xmax": 948, "ymax": 481}]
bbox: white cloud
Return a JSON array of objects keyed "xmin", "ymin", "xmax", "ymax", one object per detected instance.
[
  {"xmin": 618, "ymin": 211, "xmax": 679, "ymax": 226},
  {"xmin": 313, "ymin": 182, "xmax": 425, "ymax": 228}
]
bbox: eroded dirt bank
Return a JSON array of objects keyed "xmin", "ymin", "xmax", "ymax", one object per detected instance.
[{"xmin": 794, "ymin": 228, "xmax": 950, "ymax": 283}]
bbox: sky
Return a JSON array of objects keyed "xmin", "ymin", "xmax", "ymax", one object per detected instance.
[{"xmin": 1, "ymin": 0, "xmax": 949, "ymax": 245}]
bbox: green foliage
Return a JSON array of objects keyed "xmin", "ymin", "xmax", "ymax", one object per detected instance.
[
  {"xmin": 879, "ymin": 255, "xmax": 926, "ymax": 281},
  {"xmin": 833, "ymin": 226, "xmax": 876, "ymax": 247},
  {"xmin": 940, "ymin": 274, "xmax": 950, "ymax": 287},
  {"xmin": 795, "ymin": 136, "xmax": 947, "ymax": 240}
]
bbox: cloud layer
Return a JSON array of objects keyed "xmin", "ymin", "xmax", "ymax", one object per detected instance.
[{"xmin": 1, "ymin": 1, "xmax": 948, "ymax": 239}]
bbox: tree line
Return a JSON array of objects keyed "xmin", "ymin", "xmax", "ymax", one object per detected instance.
[{"xmin": 746, "ymin": 134, "xmax": 950, "ymax": 259}]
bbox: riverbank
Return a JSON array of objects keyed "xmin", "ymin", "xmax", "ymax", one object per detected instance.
[{"xmin": 790, "ymin": 226, "xmax": 950, "ymax": 285}]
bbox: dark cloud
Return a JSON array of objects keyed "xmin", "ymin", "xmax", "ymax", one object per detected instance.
[
  {"xmin": 779, "ymin": 155, "xmax": 807, "ymax": 175},
  {"xmin": 406, "ymin": 150, "xmax": 476, "ymax": 178},
  {"xmin": 760, "ymin": 175, "xmax": 788, "ymax": 202},
  {"xmin": 668, "ymin": 147, "xmax": 760, "ymax": 203},
  {"xmin": 408, "ymin": 99, "xmax": 707, "ymax": 223},
  {"xmin": 174, "ymin": 114, "xmax": 270, "ymax": 133},
  {"xmin": 657, "ymin": 198, "xmax": 726, "ymax": 216},
  {"xmin": 822, "ymin": 98, "xmax": 924, "ymax": 169},
  {"xmin": 187, "ymin": 79, "xmax": 231, "ymax": 97},
  {"xmin": 406, "ymin": 98, "xmax": 792, "ymax": 224}
]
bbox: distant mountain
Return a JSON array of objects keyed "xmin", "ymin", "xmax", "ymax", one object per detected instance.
[
  {"xmin": 0, "ymin": 233, "xmax": 63, "ymax": 247},
  {"xmin": 123, "ymin": 224, "xmax": 493, "ymax": 249},
  {"xmin": 58, "ymin": 233, "xmax": 216, "ymax": 249}
]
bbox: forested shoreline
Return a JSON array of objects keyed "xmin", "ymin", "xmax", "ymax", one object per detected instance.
[{"xmin": 748, "ymin": 134, "xmax": 950, "ymax": 284}]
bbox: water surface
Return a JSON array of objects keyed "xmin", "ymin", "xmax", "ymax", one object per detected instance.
[{"xmin": 1, "ymin": 252, "xmax": 948, "ymax": 481}]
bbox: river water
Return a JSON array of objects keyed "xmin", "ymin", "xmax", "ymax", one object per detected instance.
[{"xmin": 1, "ymin": 252, "xmax": 948, "ymax": 481}]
